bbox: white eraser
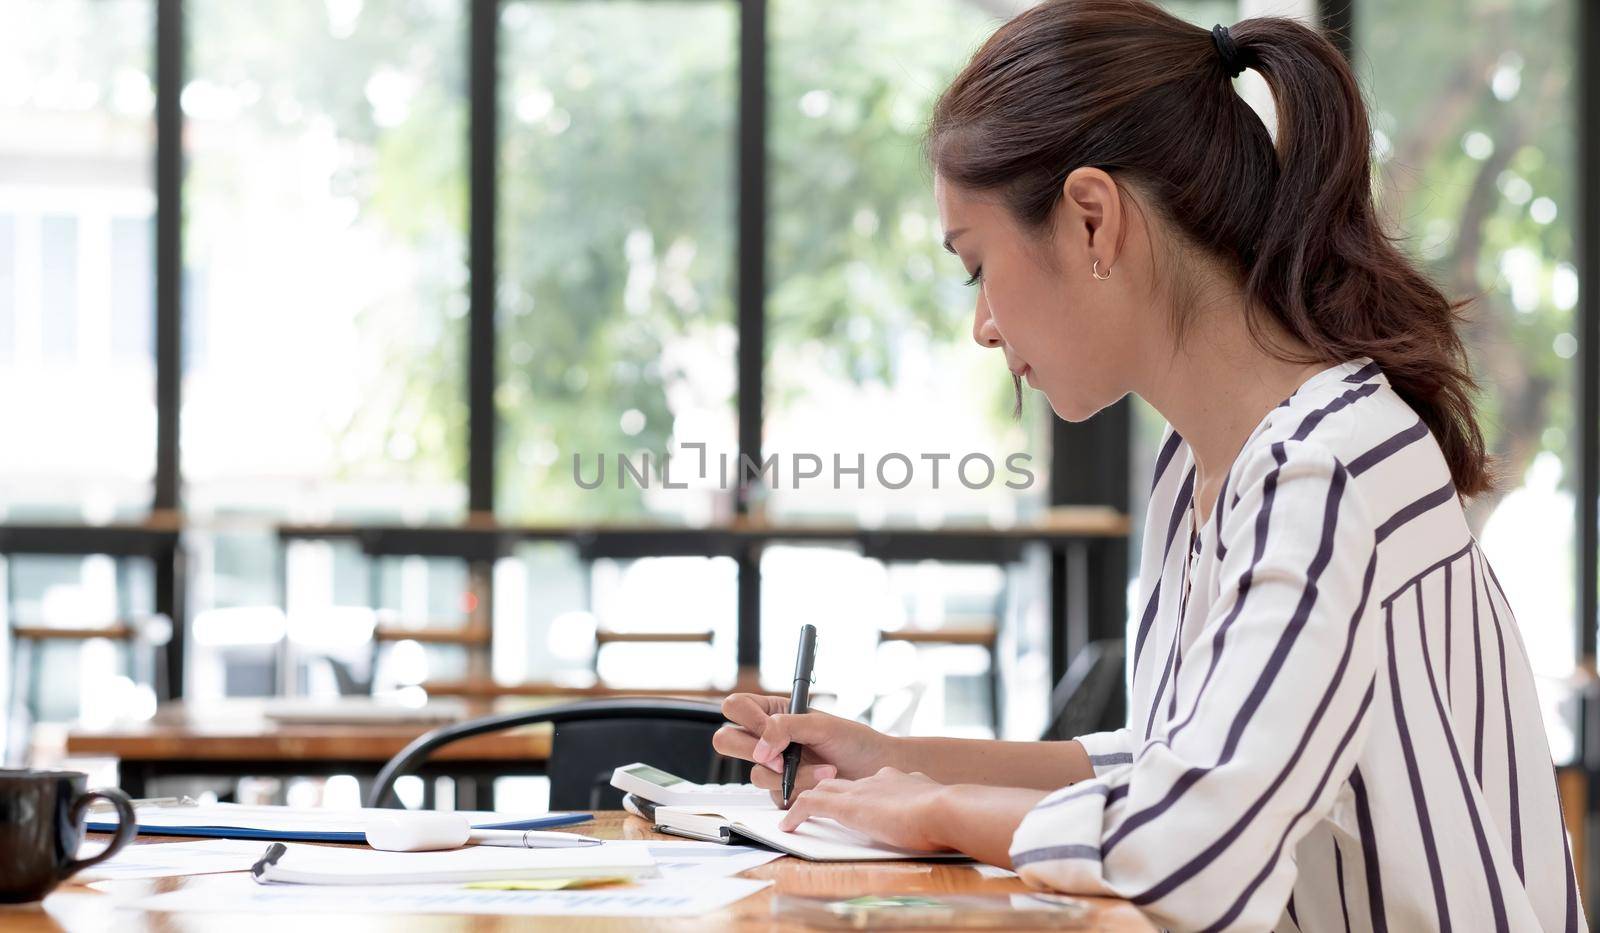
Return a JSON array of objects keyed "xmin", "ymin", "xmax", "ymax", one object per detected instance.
[{"xmin": 364, "ymin": 811, "xmax": 473, "ymax": 852}]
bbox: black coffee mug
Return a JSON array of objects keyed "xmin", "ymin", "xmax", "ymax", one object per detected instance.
[{"xmin": 0, "ymin": 769, "xmax": 137, "ymax": 902}]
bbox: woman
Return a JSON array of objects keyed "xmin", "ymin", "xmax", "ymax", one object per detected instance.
[{"xmin": 713, "ymin": 2, "xmax": 1580, "ymax": 931}]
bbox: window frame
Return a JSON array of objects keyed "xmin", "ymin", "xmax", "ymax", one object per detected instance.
[
  {"xmin": 42, "ymin": 0, "xmax": 1572, "ymax": 743},
  {"xmin": 122, "ymin": 0, "xmax": 1600, "ymax": 713}
]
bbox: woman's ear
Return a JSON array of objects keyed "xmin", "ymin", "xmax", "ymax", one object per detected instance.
[{"xmin": 1058, "ymin": 167, "xmax": 1123, "ymax": 268}]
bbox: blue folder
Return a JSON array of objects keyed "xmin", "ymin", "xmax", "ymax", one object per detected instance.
[{"xmin": 85, "ymin": 812, "xmax": 593, "ymax": 843}]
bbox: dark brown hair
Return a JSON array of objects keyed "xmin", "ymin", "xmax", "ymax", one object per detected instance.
[{"xmin": 929, "ymin": 0, "xmax": 1490, "ymax": 497}]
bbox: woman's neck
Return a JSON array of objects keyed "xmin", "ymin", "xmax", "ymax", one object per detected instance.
[{"xmin": 1137, "ymin": 309, "xmax": 1330, "ymax": 526}]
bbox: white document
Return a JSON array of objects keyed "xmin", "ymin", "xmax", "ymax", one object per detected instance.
[
  {"xmin": 602, "ymin": 840, "xmax": 783, "ymax": 878},
  {"xmin": 973, "ymin": 864, "xmax": 1020, "ymax": 879},
  {"xmin": 129, "ymin": 873, "xmax": 771, "ymax": 917},
  {"xmin": 71, "ymin": 839, "xmax": 265, "ymax": 882},
  {"xmin": 251, "ymin": 841, "xmax": 658, "ymax": 886}
]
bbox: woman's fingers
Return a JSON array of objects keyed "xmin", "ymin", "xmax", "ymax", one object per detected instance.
[
  {"xmin": 720, "ymin": 694, "xmax": 784, "ymax": 734},
  {"xmin": 719, "ymin": 695, "xmax": 796, "ymax": 769},
  {"xmin": 711, "ymin": 723, "xmax": 760, "ymax": 762},
  {"xmin": 751, "ymin": 712, "xmax": 840, "ymax": 769},
  {"xmin": 723, "ymin": 696, "xmax": 856, "ymax": 778},
  {"xmin": 750, "ymin": 718, "xmax": 792, "ymax": 770},
  {"xmin": 750, "ymin": 762, "xmax": 837, "ymax": 789},
  {"xmin": 778, "ymin": 784, "xmax": 846, "ymax": 833},
  {"xmin": 751, "ymin": 762, "xmax": 836, "ymax": 805}
]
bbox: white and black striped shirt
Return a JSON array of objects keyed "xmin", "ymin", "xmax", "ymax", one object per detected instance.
[{"xmin": 1010, "ymin": 358, "xmax": 1582, "ymax": 932}]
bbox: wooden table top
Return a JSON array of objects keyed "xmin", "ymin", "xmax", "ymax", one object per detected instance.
[
  {"xmin": 9, "ymin": 812, "xmax": 1156, "ymax": 931},
  {"xmin": 63, "ymin": 701, "xmax": 553, "ymax": 763}
]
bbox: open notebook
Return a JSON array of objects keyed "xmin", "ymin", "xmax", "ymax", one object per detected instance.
[{"xmin": 652, "ymin": 805, "xmax": 969, "ymax": 862}]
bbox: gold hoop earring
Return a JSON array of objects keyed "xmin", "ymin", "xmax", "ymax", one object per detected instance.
[{"xmin": 1092, "ymin": 259, "xmax": 1111, "ymax": 281}]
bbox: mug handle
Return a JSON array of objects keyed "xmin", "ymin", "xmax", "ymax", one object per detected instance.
[{"xmin": 63, "ymin": 787, "xmax": 138, "ymax": 876}]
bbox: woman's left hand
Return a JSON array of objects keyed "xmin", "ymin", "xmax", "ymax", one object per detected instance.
[{"xmin": 777, "ymin": 766, "xmax": 951, "ymax": 851}]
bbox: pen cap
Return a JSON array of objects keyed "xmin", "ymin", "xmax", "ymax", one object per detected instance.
[
  {"xmin": 365, "ymin": 811, "xmax": 472, "ymax": 852},
  {"xmin": 791, "ymin": 624, "xmax": 817, "ymax": 683}
]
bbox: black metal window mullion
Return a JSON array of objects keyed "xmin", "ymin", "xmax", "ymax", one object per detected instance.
[
  {"xmin": 1577, "ymin": 0, "xmax": 1599, "ymax": 709},
  {"xmin": 469, "ymin": 0, "xmax": 498, "ymax": 517},
  {"xmin": 1320, "ymin": 1, "xmax": 1354, "ymax": 60},
  {"xmin": 1577, "ymin": 0, "xmax": 1600, "ymax": 914},
  {"xmin": 1048, "ymin": 405, "xmax": 1131, "ymax": 687},
  {"xmin": 153, "ymin": 0, "xmax": 185, "ymax": 699},
  {"xmin": 735, "ymin": 0, "xmax": 767, "ymax": 673}
]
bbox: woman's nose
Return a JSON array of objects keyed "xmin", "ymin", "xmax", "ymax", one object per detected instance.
[{"xmin": 972, "ymin": 295, "xmax": 1002, "ymax": 349}]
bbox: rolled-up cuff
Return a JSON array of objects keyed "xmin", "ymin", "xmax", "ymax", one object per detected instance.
[
  {"xmin": 1074, "ymin": 728, "xmax": 1134, "ymax": 778},
  {"xmin": 1008, "ymin": 778, "xmax": 1116, "ymax": 897}
]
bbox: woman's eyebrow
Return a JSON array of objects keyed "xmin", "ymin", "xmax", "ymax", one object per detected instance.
[{"xmin": 942, "ymin": 228, "xmax": 968, "ymax": 254}]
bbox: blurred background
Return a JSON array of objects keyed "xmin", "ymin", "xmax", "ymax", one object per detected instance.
[{"xmin": 0, "ymin": 0, "xmax": 1595, "ymax": 913}]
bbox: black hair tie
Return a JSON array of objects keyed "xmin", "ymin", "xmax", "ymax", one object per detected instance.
[{"xmin": 1211, "ymin": 24, "xmax": 1246, "ymax": 79}]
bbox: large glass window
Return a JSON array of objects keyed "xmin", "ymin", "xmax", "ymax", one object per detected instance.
[
  {"xmin": 496, "ymin": 1, "xmax": 738, "ymax": 524},
  {"xmin": 766, "ymin": 0, "xmax": 1045, "ymax": 528},
  {"xmin": 0, "ymin": 0, "xmax": 156, "ymax": 522},
  {"xmin": 759, "ymin": 0, "xmax": 1047, "ymax": 737},
  {"xmin": 182, "ymin": 0, "xmax": 469, "ymax": 696},
  {"xmin": 760, "ymin": 547, "xmax": 1031, "ymax": 737},
  {"xmin": 183, "ymin": 0, "xmax": 468, "ymax": 523},
  {"xmin": 1358, "ymin": 0, "xmax": 1579, "ymax": 756}
]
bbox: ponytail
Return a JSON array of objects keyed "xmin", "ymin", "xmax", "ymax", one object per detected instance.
[
  {"xmin": 1228, "ymin": 18, "xmax": 1489, "ymax": 496},
  {"xmin": 929, "ymin": 0, "xmax": 1490, "ymax": 497}
]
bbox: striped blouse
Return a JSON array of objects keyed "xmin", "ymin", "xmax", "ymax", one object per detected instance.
[{"xmin": 1009, "ymin": 358, "xmax": 1583, "ymax": 932}]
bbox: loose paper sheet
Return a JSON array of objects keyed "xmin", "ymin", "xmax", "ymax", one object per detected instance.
[
  {"xmin": 250, "ymin": 841, "xmax": 657, "ymax": 885},
  {"xmin": 602, "ymin": 840, "xmax": 783, "ymax": 878},
  {"xmin": 127, "ymin": 873, "xmax": 772, "ymax": 917},
  {"xmin": 78, "ymin": 837, "xmax": 776, "ymax": 886},
  {"xmin": 72, "ymin": 839, "xmax": 266, "ymax": 882}
]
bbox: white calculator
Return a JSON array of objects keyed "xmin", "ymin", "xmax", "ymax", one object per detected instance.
[{"xmin": 610, "ymin": 762, "xmax": 771, "ymax": 807}]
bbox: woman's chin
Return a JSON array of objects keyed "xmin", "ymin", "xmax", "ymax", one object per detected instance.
[{"xmin": 1042, "ymin": 387, "xmax": 1111, "ymax": 423}]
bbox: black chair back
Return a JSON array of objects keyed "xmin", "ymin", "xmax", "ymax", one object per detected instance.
[
  {"xmin": 367, "ymin": 697, "xmax": 747, "ymax": 810},
  {"xmin": 550, "ymin": 717, "xmax": 730, "ymax": 810},
  {"xmin": 1041, "ymin": 639, "xmax": 1127, "ymax": 741}
]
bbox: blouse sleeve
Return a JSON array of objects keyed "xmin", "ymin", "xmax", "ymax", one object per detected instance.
[
  {"xmin": 1010, "ymin": 440, "xmax": 1381, "ymax": 933},
  {"xmin": 1073, "ymin": 727, "xmax": 1136, "ymax": 778}
]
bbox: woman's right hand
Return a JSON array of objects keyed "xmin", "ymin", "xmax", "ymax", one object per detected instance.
[{"xmin": 713, "ymin": 693, "xmax": 895, "ymax": 806}]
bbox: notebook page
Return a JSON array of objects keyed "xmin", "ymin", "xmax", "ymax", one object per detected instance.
[{"xmin": 723, "ymin": 808, "xmax": 968, "ymax": 861}]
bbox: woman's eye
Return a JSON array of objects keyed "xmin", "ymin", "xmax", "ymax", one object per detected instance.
[{"xmin": 964, "ymin": 267, "xmax": 983, "ymax": 287}]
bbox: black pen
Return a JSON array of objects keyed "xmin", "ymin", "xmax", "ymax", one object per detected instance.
[{"xmin": 781, "ymin": 623, "xmax": 818, "ymax": 809}]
